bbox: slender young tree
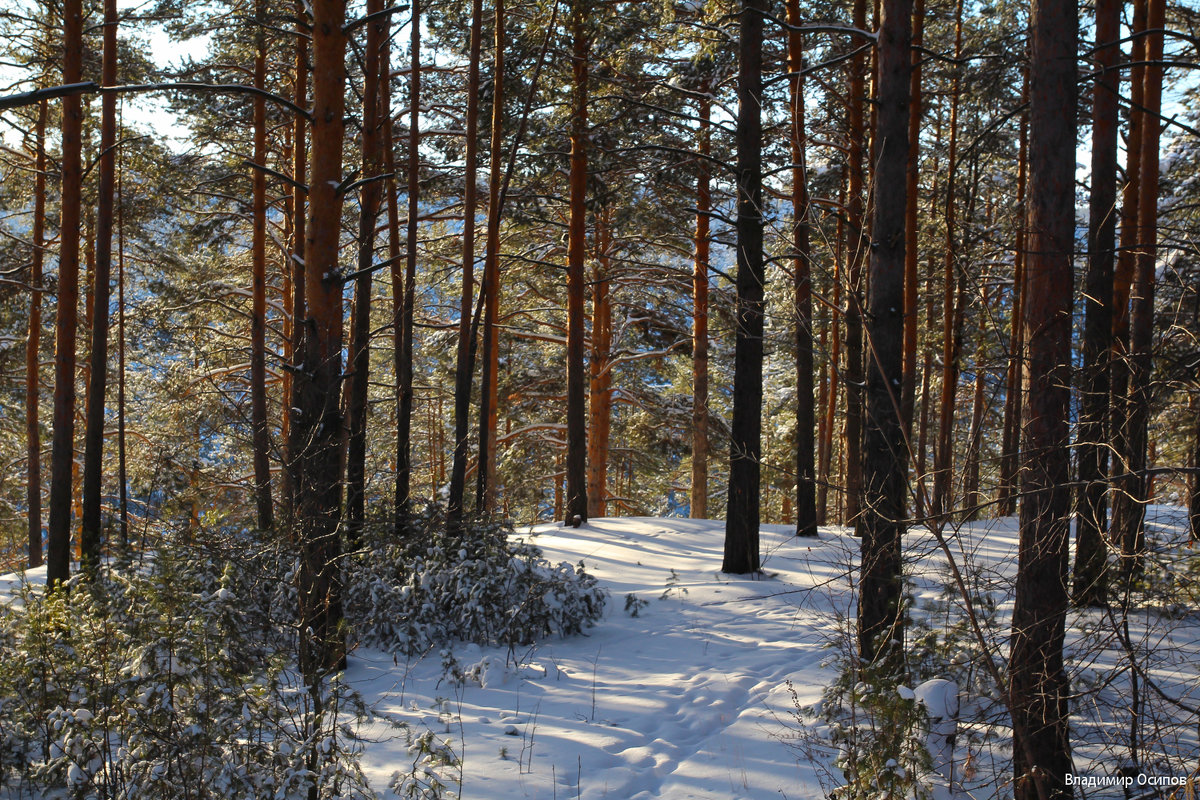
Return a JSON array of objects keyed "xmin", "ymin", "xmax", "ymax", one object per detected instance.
[
  {"xmin": 723, "ymin": 0, "xmax": 765, "ymax": 574},
  {"xmin": 345, "ymin": 0, "xmax": 386, "ymax": 545},
  {"xmin": 249, "ymin": 0, "xmax": 273, "ymax": 533},
  {"xmin": 26, "ymin": 98, "xmax": 47, "ymax": 568},
  {"xmin": 47, "ymin": 0, "xmax": 85, "ymax": 586},
  {"xmin": 691, "ymin": 87, "xmax": 712, "ymax": 520},
  {"xmin": 1008, "ymin": 0, "xmax": 1077, "ymax": 793},
  {"xmin": 396, "ymin": 0, "xmax": 421, "ymax": 519},
  {"xmin": 900, "ymin": 0, "xmax": 923, "ymax": 453},
  {"xmin": 786, "ymin": 0, "xmax": 817, "ymax": 538},
  {"xmin": 447, "ymin": 0, "xmax": 483, "ymax": 531},
  {"xmin": 564, "ymin": 0, "xmax": 590, "ymax": 525},
  {"xmin": 858, "ymin": 0, "xmax": 912, "ymax": 671},
  {"xmin": 1073, "ymin": 0, "xmax": 1120, "ymax": 607}
]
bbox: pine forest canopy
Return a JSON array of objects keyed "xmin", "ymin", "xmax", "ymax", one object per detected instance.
[{"xmin": 1, "ymin": 0, "xmax": 1200, "ymax": 793}]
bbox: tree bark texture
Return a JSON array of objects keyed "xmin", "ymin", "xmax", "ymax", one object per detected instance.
[
  {"xmin": 396, "ymin": 0, "xmax": 421, "ymax": 519},
  {"xmin": 294, "ymin": 0, "xmax": 348, "ymax": 683},
  {"xmin": 786, "ymin": 0, "xmax": 817, "ymax": 538},
  {"xmin": 587, "ymin": 215, "xmax": 613, "ymax": 520},
  {"xmin": 1073, "ymin": 0, "xmax": 1120, "ymax": 607},
  {"xmin": 691, "ymin": 89, "xmax": 711, "ymax": 520},
  {"xmin": 723, "ymin": 0, "xmax": 765, "ymax": 574},
  {"xmin": 857, "ymin": 0, "xmax": 912, "ymax": 671},
  {"xmin": 1008, "ymin": 0, "xmax": 1077, "ymax": 794},
  {"xmin": 26, "ymin": 99, "xmax": 47, "ymax": 568},
  {"xmin": 47, "ymin": 0, "xmax": 85, "ymax": 586},
  {"xmin": 564, "ymin": 1, "xmax": 590, "ymax": 525}
]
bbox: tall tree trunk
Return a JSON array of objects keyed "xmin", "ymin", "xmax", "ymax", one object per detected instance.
[
  {"xmin": 818, "ymin": 256, "xmax": 841, "ymax": 524},
  {"xmin": 564, "ymin": 0, "xmax": 589, "ymax": 525},
  {"xmin": 47, "ymin": 0, "xmax": 85, "ymax": 586},
  {"xmin": 1116, "ymin": 0, "xmax": 1164, "ymax": 576},
  {"xmin": 396, "ymin": 0, "xmax": 421, "ymax": 519},
  {"xmin": 691, "ymin": 88, "xmax": 711, "ymax": 519},
  {"xmin": 283, "ymin": 0, "xmax": 309, "ymax": 528},
  {"xmin": 786, "ymin": 0, "xmax": 817, "ymax": 537},
  {"xmin": 116, "ymin": 145, "xmax": 128, "ymax": 547},
  {"xmin": 842, "ymin": 0, "xmax": 868, "ymax": 526},
  {"xmin": 1073, "ymin": 0, "xmax": 1120, "ymax": 607},
  {"xmin": 26, "ymin": 98, "xmax": 47, "ymax": 568},
  {"xmin": 249, "ymin": 0, "xmax": 274, "ymax": 533},
  {"xmin": 931, "ymin": 0, "xmax": 965, "ymax": 522},
  {"xmin": 998, "ymin": 87, "xmax": 1028, "ymax": 517},
  {"xmin": 80, "ymin": 11, "xmax": 119, "ymax": 565},
  {"xmin": 476, "ymin": 0, "xmax": 505, "ymax": 513},
  {"xmin": 294, "ymin": 0, "xmax": 348, "ymax": 684},
  {"xmin": 345, "ymin": 0, "xmax": 385, "ymax": 545},
  {"xmin": 1008, "ymin": 0, "xmax": 1077, "ymax": 792},
  {"xmin": 723, "ymin": 0, "xmax": 765, "ymax": 573},
  {"xmin": 1110, "ymin": 0, "xmax": 1147, "ymax": 551},
  {"xmin": 900, "ymin": 0, "xmax": 924, "ymax": 457},
  {"xmin": 1190, "ymin": 397, "xmax": 1200, "ymax": 540},
  {"xmin": 447, "ymin": 0, "xmax": 483, "ymax": 531},
  {"xmin": 587, "ymin": 213, "xmax": 613, "ymax": 519},
  {"xmin": 858, "ymin": 0, "xmax": 912, "ymax": 672}
]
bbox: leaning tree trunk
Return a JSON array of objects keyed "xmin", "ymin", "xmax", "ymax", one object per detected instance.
[
  {"xmin": 858, "ymin": 0, "xmax": 912, "ymax": 674},
  {"xmin": 294, "ymin": 0, "xmax": 348, "ymax": 686},
  {"xmin": 786, "ymin": 0, "xmax": 817, "ymax": 538},
  {"xmin": 26, "ymin": 98, "xmax": 47, "ymax": 568},
  {"xmin": 564, "ymin": 0, "xmax": 590, "ymax": 525},
  {"xmin": 47, "ymin": 0, "xmax": 85, "ymax": 586},
  {"xmin": 723, "ymin": 0, "xmax": 765, "ymax": 574},
  {"xmin": 1008, "ymin": 0, "xmax": 1077, "ymax": 794},
  {"xmin": 1073, "ymin": 0, "xmax": 1120, "ymax": 607}
]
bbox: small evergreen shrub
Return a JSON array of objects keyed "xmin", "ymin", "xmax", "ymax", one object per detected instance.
[
  {"xmin": 346, "ymin": 507, "xmax": 607, "ymax": 655},
  {"xmin": 0, "ymin": 528, "xmax": 370, "ymax": 800}
]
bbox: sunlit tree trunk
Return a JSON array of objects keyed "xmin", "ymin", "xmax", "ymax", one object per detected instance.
[
  {"xmin": 47, "ymin": 0, "xmax": 85, "ymax": 586},
  {"xmin": 1073, "ymin": 0, "xmax": 1120, "ymax": 606},
  {"xmin": 723, "ymin": 0, "xmax": 765, "ymax": 573},
  {"xmin": 587, "ymin": 215, "xmax": 613, "ymax": 520},
  {"xmin": 858, "ymin": 0, "xmax": 912, "ymax": 671},
  {"xmin": 294, "ymin": 0, "xmax": 348, "ymax": 683},
  {"xmin": 1008, "ymin": 0, "xmax": 1077, "ymax": 792},
  {"xmin": 691, "ymin": 88, "xmax": 711, "ymax": 520},
  {"xmin": 786, "ymin": 0, "xmax": 816, "ymax": 537},
  {"xmin": 564, "ymin": 0, "xmax": 590, "ymax": 524}
]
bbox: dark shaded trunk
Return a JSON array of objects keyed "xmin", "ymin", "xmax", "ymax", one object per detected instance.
[
  {"xmin": 1073, "ymin": 0, "xmax": 1120, "ymax": 607},
  {"xmin": 564, "ymin": 1, "xmax": 589, "ymax": 525},
  {"xmin": 47, "ymin": 0, "xmax": 85, "ymax": 586},
  {"xmin": 691, "ymin": 89, "xmax": 711, "ymax": 520},
  {"xmin": 345, "ymin": 0, "xmax": 385, "ymax": 546},
  {"xmin": 396, "ymin": 0, "xmax": 421, "ymax": 518},
  {"xmin": 900, "ymin": 0, "xmax": 923, "ymax": 462},
  {"xmin": 26, "ymin": 98, "xmax": 47, "ymax": 568},
  {"xmin": 723, "ymin": 0, "xmax": 765, "ymax": 574},
  {"xmin": 842, "ymin": 0, "xmax": 868, "ymax": 527},
  {"xmin": 1008, "ymin": 0, "xmax": 1077, "ymax": 793},
  {"xmin": 447, "ymin": 0, "xmax": 483, "ymax": 531},
  {"xmin": 857, "ymin": 0, "xmax": 912, "ymax": 672},
  {"xmin": 249, "ymin": 0, "xmax": 274, "ymax": 533},
  {"xmin": 294, "ymin": 0, "xmax": 348, "ymax": 684},
  {"xmin": 786, "ymin": 0, "xmax": 816, "ymax": 538},
  {"xmin": 1113, "ymin": 0, "xmax": 1163, "ymax": 577}
]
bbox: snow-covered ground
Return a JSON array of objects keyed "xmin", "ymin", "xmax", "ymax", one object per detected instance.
[{"xmin": 349, "ymin": 511, "xmax": 1200, "ymax": 800}]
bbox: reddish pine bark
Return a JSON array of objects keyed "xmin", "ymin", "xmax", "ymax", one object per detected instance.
[
  {"xmin": 26, "ymin": 99, "xmax": 47, "ymax": 568},
  {"xmin": 396, "ymin": 0, "xmax": 421, "ymax": 518},
  {"xmin": 691, "ymin": 89, "xmax": 711, "ymax": 520}
]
